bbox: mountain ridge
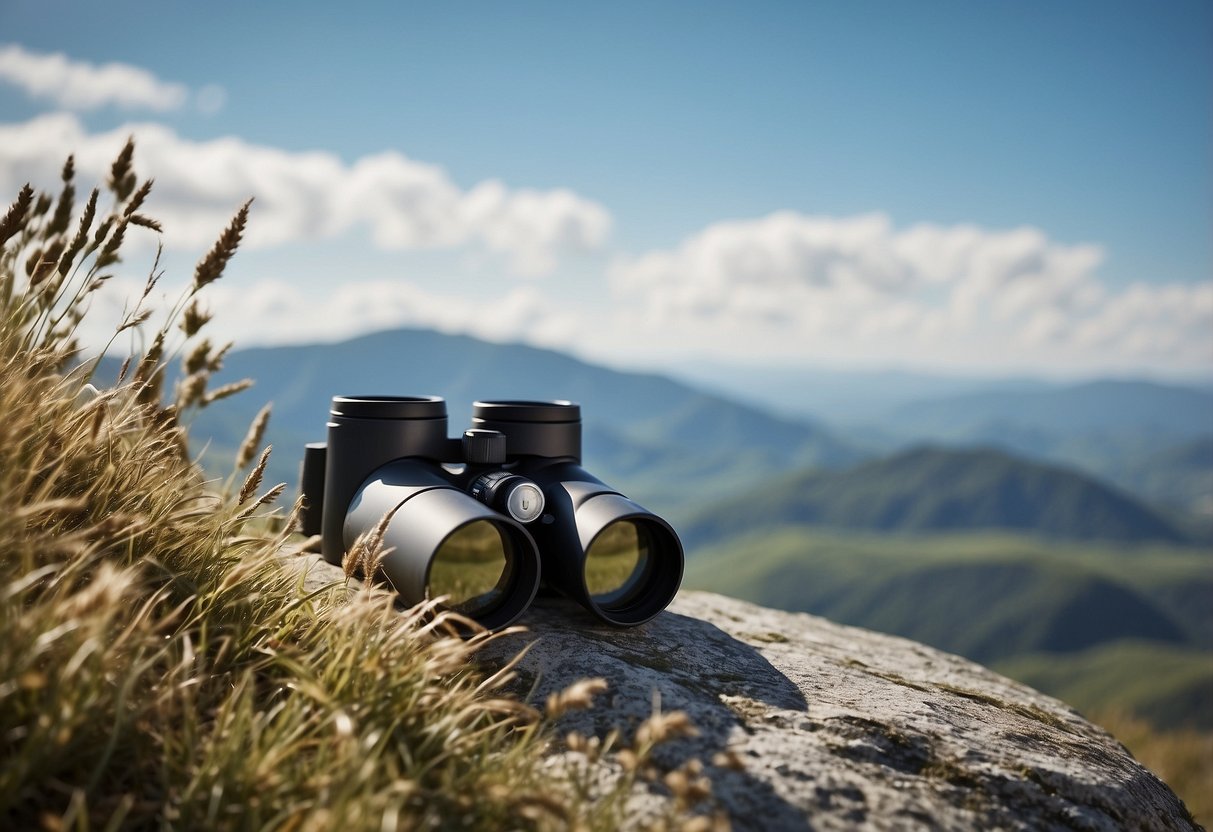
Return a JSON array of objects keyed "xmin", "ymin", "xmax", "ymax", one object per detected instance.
[
  {"xmin": 683, "ymin": 444, "xmax": 1194, "ymax": 546},
  {"xmin": 885, "ymin": 378, "xmax": 1213, "ymax": 440},
  {"xmin": 176, "ymin": 326, "xmax": 861, "ymax": 515}
]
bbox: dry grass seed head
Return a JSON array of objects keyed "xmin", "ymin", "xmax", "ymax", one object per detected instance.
[
  {"xmin": 546, "ymin": 677, "xmax": 608, "ymax": 718},
  {"xmin": 235, "ymin": 404, "xmax": 271, "ymax": 470},
  {"xmin": 95, "ymin": 218, "xmax": 127, "ymax": 269},
  {"xmin": 127, "ymin": 214, "xmax": 162, "ymax": 232},
  {"xmin": 203, "ymin": 377, "xmax": 253, "ymax": 405},
  {"xmin": 205, "ymin": 341, "xmax": 233, "ymax": 373},
  {"xmin": 179, "ymin": 299, "xmax": 211, "ymax": 337},
  {"xmin": 183, "ymin": 339, "xmax": 211, "ymax": 375},
  {"xmin": 341, "ymin": 509, "xmax": 393, "ymax": 584},
  {"xmin": 0, "ymin": 183, "xmax": 34, "ymax": 246},
  {"xmin": 636, "ymin": 710, "xmax": 698, "ymax": 747},
  {"xmin": 116, "ymin": 308, "xmax": 152, "ymax": 334},
  {"xmin": 193, "ymin": 199, "xmax": 251, "ymax": 289},
  {"xmin": 48, "ymin": 157, "xmax": 75, "ymax": 236},
  {"xmin": 57, "ymin": 188, "xmax": 98, "ymax": 278},
  {"xmin": 236, "ymin": 445, "xmax": 271, "ymax": 505},
  {"xmin": 123, "ymin": 179, "xmax": 153, "ymax": 216},
  {"xmin": 236, "ymin": 483, "xmax": 286, "ymax": 522},
  {"xmin": 175, "ymin": 371, "xmax": 208, "ymax": 410},
  {"xmin": 108, "ymin": 136, "xmax": 136, "ymax": 201}
]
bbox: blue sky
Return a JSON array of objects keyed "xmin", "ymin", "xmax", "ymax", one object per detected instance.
[{"xmin": 1, "ymin": 1, "xmax": 1210, "ymax": 378}]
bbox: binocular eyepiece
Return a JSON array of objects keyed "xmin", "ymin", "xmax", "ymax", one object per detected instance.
[{"xmin": 299, "ymin": 396, "xmax": 684, "ymax": 630}]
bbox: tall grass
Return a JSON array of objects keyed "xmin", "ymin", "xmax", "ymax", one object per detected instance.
[{"xmin": 0, "ymin": 147, "xmax": 720, "ymax": 831}]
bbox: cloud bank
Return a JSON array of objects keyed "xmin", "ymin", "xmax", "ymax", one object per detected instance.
[
  {"xmin": 0, "ymin": 113, "xmax": 611, "ymax": 276},
  {"xmin": 608, "ymin": 212, "xmax": 1213, "ymax": 374}
]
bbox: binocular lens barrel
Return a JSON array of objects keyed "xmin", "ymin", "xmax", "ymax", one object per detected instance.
[
  {"xmin": 563, "ymin": 493, "xmax": 684, "ymax": 626},
  {"xmin": 346, "ymin": 464, "xmax": 542, "ymax": 631},
  {"xmin": 584, "ymin": 519, "xmax": 653, "ymax": 602},
  {"xmin": 428, "ymin": 520, "xmax": 516, "ymax": 618}
]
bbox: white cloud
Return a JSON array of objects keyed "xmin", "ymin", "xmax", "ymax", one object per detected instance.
[
  {"xmin": 0, "ymin": 44, "xmax": 205, "ymax": 112},
  {"xmin": 0, "ymin": 43, "xmax": 1201, "ymax": 378},
  {"xmin": 0, "ymin": 113, "xmax": 611, "ymax": 276},
  {"xmin": 608, "ymin": 211, "xmax": 1213, "ymax": 375},
  {"xmin": 191, "ymin": 278, "xmax": 581, "ymax": 350}
]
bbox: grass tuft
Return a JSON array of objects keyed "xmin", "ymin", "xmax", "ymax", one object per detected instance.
[{"xmin": 0, "ymin": 147, "xmax": 722, "ymax": 831}]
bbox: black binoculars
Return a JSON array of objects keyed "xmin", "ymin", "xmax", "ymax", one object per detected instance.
[{"xmin": 298, "ymin": 396, "xmax": 684, "ymax": 629}]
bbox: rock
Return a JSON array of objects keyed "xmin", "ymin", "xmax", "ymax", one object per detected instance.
[{"xmin": 286, "ymin": 552, "xmax": 1199, "ymax": 831}]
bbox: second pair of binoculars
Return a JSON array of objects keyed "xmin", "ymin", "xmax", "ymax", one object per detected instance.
[{"xmin": 299, "ymin": 396, "xmax": 684, "ymax": 630}]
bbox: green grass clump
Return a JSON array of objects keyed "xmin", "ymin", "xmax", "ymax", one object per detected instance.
[{"xmin": 0, "ymin": 148, "xmax": 719, "ymax": 831}]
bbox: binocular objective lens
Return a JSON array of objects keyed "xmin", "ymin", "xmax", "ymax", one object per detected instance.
[
  {"xmin": 428, "ymin": 520, "xmax": 516, "ymax": 617},
  {"xmin": 584, "ymin": 520, "xmax": 653, "ymax": 607}
]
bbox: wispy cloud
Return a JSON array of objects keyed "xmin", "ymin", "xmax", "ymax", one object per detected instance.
[
  {"xmin": 608, "ymin": 211, "xmax": 1213, "ymax": 374},
  {"xmin": 0, "ymin": 113, "xmax": 612, "ymax": 276},
  {"xmin": 0, "ymin": 44, "xmax": 211, "ymax": 112}
]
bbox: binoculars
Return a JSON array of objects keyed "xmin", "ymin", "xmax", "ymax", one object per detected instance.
[{"xmin": 298, "ymin": 396, "xmax": 684, "ymax": 629}]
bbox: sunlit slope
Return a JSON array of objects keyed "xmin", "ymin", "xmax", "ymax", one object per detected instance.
[
  {"xmin": 686, "ymin": 529, "xmax": 1203, "ymax": 658},
  {"xmin": 683, "ymin": 446, "xmax": 1192, "ymax": 546},
  {"xmin": 995, "ymin": 641, "xmax": 1213, "ymax": 731}
]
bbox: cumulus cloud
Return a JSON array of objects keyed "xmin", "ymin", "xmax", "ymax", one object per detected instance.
[
  {"xmin": 609, "ymin": 211, "xmax": 1213, "ymax": 374},
  {"xmin": 0, "ymin": 44, "xmax": 208, "ymax": 112},
  {"xmin": 0, "ymin": 113, "xmax": 611, "ymax": 275}
]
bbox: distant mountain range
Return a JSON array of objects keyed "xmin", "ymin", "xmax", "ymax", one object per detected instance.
[
  {"xmin": 672, "ymin": 364, "xmax": 1213, "ymax": 515},
  {"xmin": 683, "ymin": 445, "xmax": 1195, "ymax": 547},
  {"xmin": 177, "ymin": 327, "xmax": 860, "ymax": 517},
  {"xmin": 91, "ymin": 326, "xmax": 1211, "ymax": 535},
  {"xmin": 669, "ymin": 361, "xmax": 1050, "ymax": 423},
  {"xmin": 854, "ymin": 381, "xmax": 1213, "ymax": 514},
  {"xmin": 885, "ymin": 380, "xmax": 1213, "ymax": 441}
]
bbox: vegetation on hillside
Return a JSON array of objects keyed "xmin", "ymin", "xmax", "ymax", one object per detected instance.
[
  {"xmin": 0, "ymin": 150, "xmax": 720, "ymax": 830},
  {"xmin": 682, "ymin": 446, "xmax": 1194, "ymax": 546}
]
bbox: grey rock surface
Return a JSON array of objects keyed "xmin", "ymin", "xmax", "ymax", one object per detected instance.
[{"xmin": 287, "ymin": 552, "xmax": 1198, "ymax": 831}]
